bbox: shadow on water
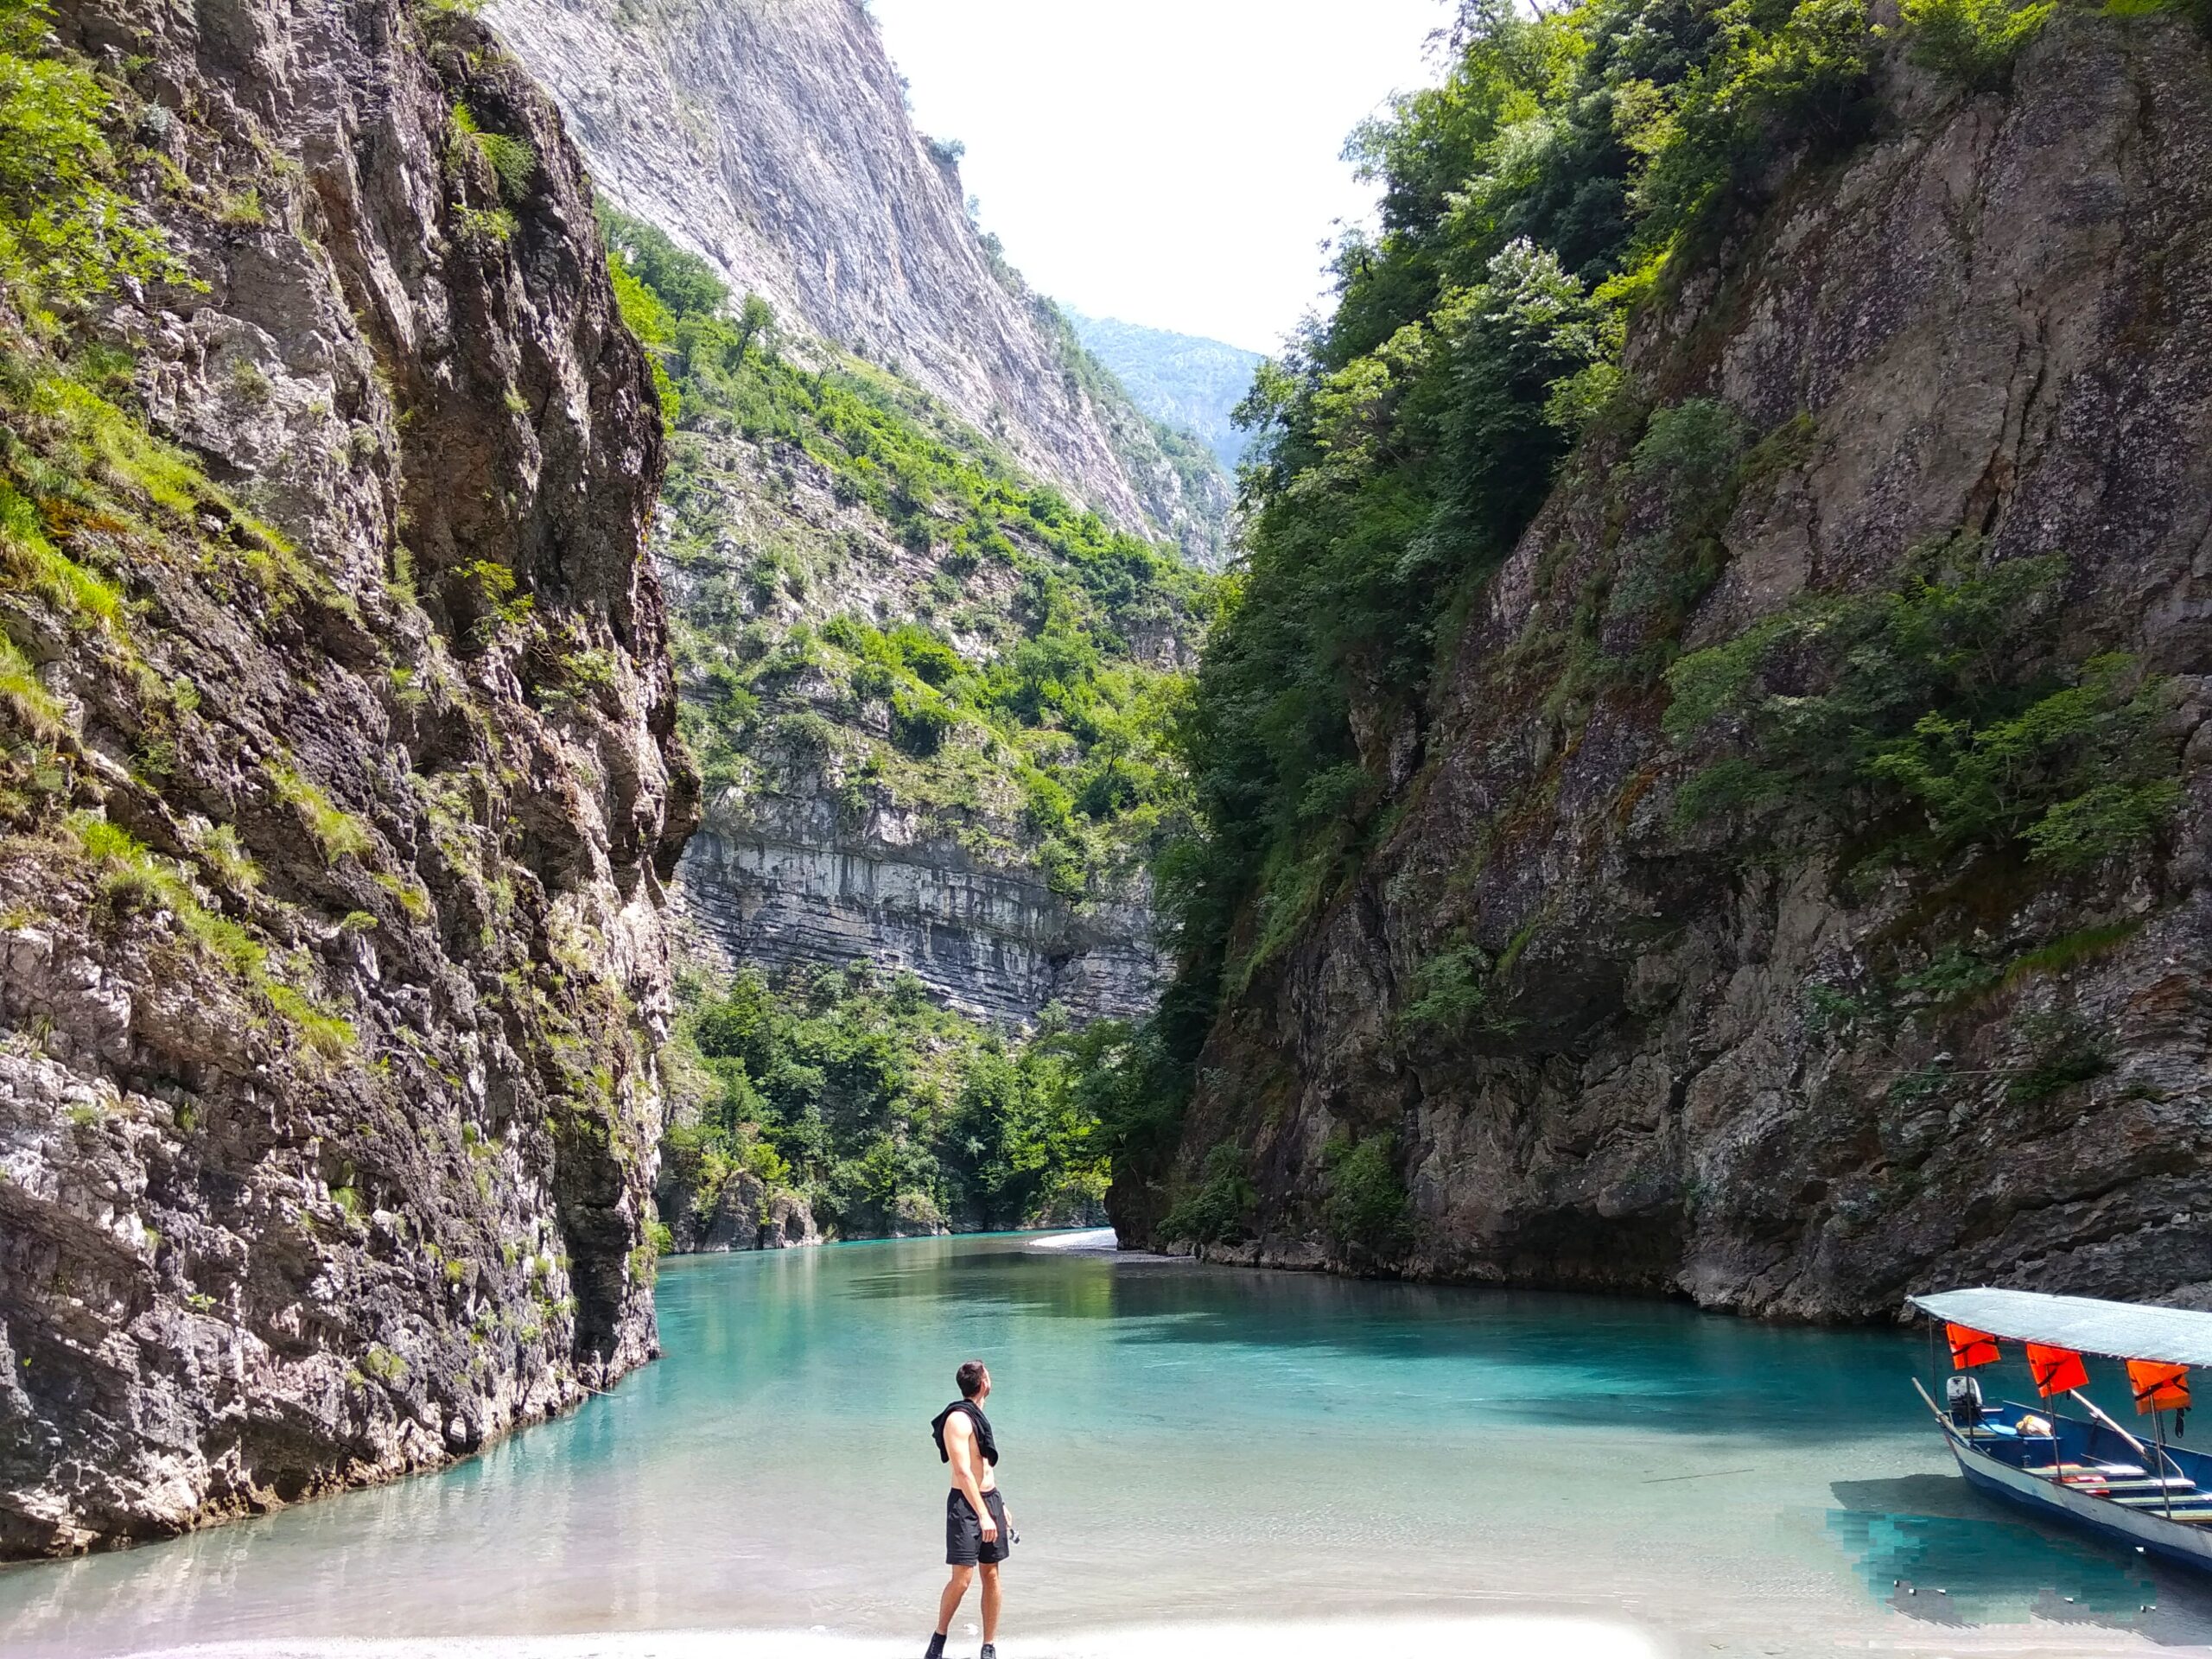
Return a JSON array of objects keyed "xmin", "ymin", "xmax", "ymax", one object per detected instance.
[
  {"xmin": 842, "ymin": 1241, "xmax": 1927, "ymax": 1444},
  {"xmin": 1829, "ymin": 1473, "xmax": 2212, "ymax": 1645}
]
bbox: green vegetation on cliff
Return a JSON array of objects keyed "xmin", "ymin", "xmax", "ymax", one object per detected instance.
[
  {"xmin": 0, "ymin": 0, "xmax": 356, "ymax": 1056},
  {"xmin": 1104, "ymin": 0, "xmax": 2195, "ymax": 1237},
  {"xmin": 663, "ymin": 963, "xmax": 1121, "ymax": 1237},
  {"xmin": 0, "ymin": 0, "xmax": 179, "ymax": 306},
  {"xmin": 602, "ymin": 205, "xmax": 1214, "ymax": 901},
  {"xmin": 1664, "ymin": 540, "xmax": 2179, "ymax": 871}
]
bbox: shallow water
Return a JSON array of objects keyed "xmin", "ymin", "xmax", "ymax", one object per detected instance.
[{"xmin": 8, "ymin": 1231, "xmax": 2212, "ymax": 1657}]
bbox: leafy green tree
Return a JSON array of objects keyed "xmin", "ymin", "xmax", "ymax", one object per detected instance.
[
  {"xmin": 599, "ymin": 205, "xmax": 729, "ymax": 318},
  {"xmin": 734, "ymin": 293, "xmax": 775, "ymax": 363},
  {"xmin": 663, "ymin": 966, "xmax": 1113, "ymax": 1236},
  {"xmin": 1900, "ymin": 0, "xmax": 2056, "ymax": 91},
  {"xmin": 1322, "ymin": 1133, "xmax": 1414, "ymax": 1262},
  {"xmin": 1159, "ymin": 1143, "xmax": 1257, "ymax": 1246}
]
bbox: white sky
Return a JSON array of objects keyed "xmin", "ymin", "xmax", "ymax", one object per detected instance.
[{"xmin": 868, "ymin": 0, "xmax": 1452, "ymax": 355}]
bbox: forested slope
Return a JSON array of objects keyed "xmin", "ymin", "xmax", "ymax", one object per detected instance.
[
  {"xmin": 1070, "ymin": 312, "xmax": 1265, "ymax": 476},
  {"xmin": 1108, "ymin": 0, "xmax": 2212, "ymax": 1319},
  {"xmin": 598, "ymin": 213, "xmax": 1203, "ymax": 1243}
]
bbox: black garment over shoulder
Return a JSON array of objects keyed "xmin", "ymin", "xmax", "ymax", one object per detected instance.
[{"xmin": 931, "ymin": 1399, "xmax": 998, "ymax": 1465}]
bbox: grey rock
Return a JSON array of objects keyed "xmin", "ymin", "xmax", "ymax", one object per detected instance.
[
  {"xmin": 1119, "ymin": 23, "xmax": 2212, "ymax": 1319},
  {"xmin": 485, "ymin": 0, "xmax": 1230, "ymax": 560},
  {"xmin": 0, "ymin": 0, "xmax": 689, "ymax": 1554},
  {"xmin": 677, "ymin": 814, "xmax": 1164, "ymax": 1029}
]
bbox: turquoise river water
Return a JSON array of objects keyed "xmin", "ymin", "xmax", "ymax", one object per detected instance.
[{"xmin": 7, "ymin": 1231, "xmax": 2212, "ymax": 1659}]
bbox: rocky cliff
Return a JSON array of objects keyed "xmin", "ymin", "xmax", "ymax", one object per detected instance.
[
  {"xmin": 0, "ymin": 0, "xmax": 688, "ymax": 1555},
  {"xmin": 486, "ymin": 0, "xmax": 1230, "ymax": 562},
  {"xmin": 655, "ymin": 409, "xmax": 1178, "ymax": 1028},
  {"xmin": 1120, "ymin": 18, "xmax": 2212, "ymax": 1319},
  {"xmin": 588, "ymin": 208, "xmax": 1203, "ymax": 1034},
  {"xmin": 679, "ymin": 816, "xmax": 1161, "ymax": 1027}
]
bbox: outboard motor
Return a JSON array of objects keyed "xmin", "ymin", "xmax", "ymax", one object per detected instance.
[{"xmin": 1945, "ymin": 1372, "xmax": 1985, "ymax": 1427}]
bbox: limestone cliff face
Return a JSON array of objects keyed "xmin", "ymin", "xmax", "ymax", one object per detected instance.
[
  {"xmin": 485, "ymin": 0, "xmax": 1227, "ymax": 558},
  {"xmin": 0, "ymin": 0, "xmax": 688, "ymax": 1554},
  {"xmin": 680, "ymin": 814, "xmax": 1163, "ymax": 1027},
  {"xmin": 655, "ymin": 418, "xmax": 1171, "ymax": 1028},
  {"xmin": 1120, "ymin": 22, "xmax": 2212, "ymax": 1319}
]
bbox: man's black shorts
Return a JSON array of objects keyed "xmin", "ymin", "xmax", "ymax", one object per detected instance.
[{"xmin": 946, "ymin": 1489, "xmax": 1010, "ymax": 1566}]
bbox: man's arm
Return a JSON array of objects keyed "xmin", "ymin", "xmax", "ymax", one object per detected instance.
[{"xmin": 946, "ymin": 1414, "xmax": 997, "ymax": 1541}]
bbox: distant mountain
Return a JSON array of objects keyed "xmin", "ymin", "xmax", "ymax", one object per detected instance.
[
  {"xmin": 488, "ymin": 0, "xmax": 1229, "ymax": 560},
  {"xmin": 1068, "ymin": 312, "xmax": 1266, "ymax": 475}
]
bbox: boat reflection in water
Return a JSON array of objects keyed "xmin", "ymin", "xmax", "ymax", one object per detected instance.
[{"xmin": 1912, "ymin": 1287, "xmax": 2212, "ymax": 1571}]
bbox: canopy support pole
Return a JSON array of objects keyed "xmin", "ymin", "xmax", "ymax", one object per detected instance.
[
  {"xmin": 2157, "ymin": 1403, "xmax": 2173, "ymax": 1520},
  {"xmin": 2072, "ymin": 1388, "xmax": 2186, "ymax": 1486}
]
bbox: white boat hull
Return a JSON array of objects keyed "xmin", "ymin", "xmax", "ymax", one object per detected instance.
[{"xmin": 1943, "ymin": 1421, "xmax": 2212, "ymax": 1571}]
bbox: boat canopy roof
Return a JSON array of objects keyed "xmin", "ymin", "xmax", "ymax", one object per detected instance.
[{"xmin": 1911, "ymin": 1287, "xmax": 2212, "ymax": 1368}]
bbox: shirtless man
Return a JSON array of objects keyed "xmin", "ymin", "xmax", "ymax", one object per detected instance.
[{"xmin": 925, "ymin": 1361, "xmax": 1014, "ymax": 1659}]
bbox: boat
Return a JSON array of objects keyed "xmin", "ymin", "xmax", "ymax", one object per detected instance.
[{"xmin": 1910, "ymin": 1287, "xmax": 2212, "ymax": 1571}]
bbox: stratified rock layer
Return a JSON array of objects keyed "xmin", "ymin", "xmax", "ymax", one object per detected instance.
[
  {"xmin": 1120, "ymin": 23, "xmax": 2212, "ymax": 1318},
  {"xmin": 0, "ymin": 2, "xmax": 690, "ymax": 1554},
  {"xmin": 679, "ymin": 814, "xmax": 1163, "ymax": 1028}
]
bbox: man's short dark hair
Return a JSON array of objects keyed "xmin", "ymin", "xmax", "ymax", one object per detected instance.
[{"xmin": 956, "ymin": 1360, "xmax": 988, "ymax": 1398}]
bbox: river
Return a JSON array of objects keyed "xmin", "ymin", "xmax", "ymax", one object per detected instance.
[{"xmin": 5, "ymin": 1231, "xmax": 2212, "ymax": 1657}]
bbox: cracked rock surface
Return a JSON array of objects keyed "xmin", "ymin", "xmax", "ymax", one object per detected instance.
[
  {"xmin": 485, "ymin": 0, "xmax": 1230, "ymax": 561},
  {"xmin": 1117, "ymin": 25, "xmax": 2212, "ymax": 1319},
  {"xmin": 1, "ymin": 0, "xmax": 691, "ymax": 1554}
]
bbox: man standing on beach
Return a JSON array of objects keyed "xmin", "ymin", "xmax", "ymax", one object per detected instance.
[{"xmin": 925, "ymin": 1360, "xmax": 1014, "ymax": 1659}]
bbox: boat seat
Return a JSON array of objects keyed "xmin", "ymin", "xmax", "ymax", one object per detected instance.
[
  {"xmin": 2027, "ymin": 1462, "xmax": 2147, "ymax": 1478},
  {"xmin": 2060, "ymin": 1469, "xmax": 2182, "ymax": 1485},
  {"xmin": 2079, "ymin": 1478, "xmax": 2202, "ymax": 1495}
]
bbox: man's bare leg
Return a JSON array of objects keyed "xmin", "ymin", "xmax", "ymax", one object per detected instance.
[
  {"xmin": 979, "ymin": 1562, "xmax": 1002, "ymax": 1644},
  {"xmin": 937, "ymin": 1566, "xmax": 975, "ymax": 1640}
]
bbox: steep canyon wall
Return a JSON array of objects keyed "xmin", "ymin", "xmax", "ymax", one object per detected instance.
[
  {"xmin": 679, "ymin": 817, "xmax": 1161, "ymax": 1028},
  {"xmin": 486, "ymin": 0, "xmax": 1209, "ymax": 1031},
  {"xmin": 0, "ymin": 0, "xmax": 688, "ymax": 1554},
  {"xmin": 1120, "ymin": 22, "xmax": 2212, "ymax": 1319}
]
